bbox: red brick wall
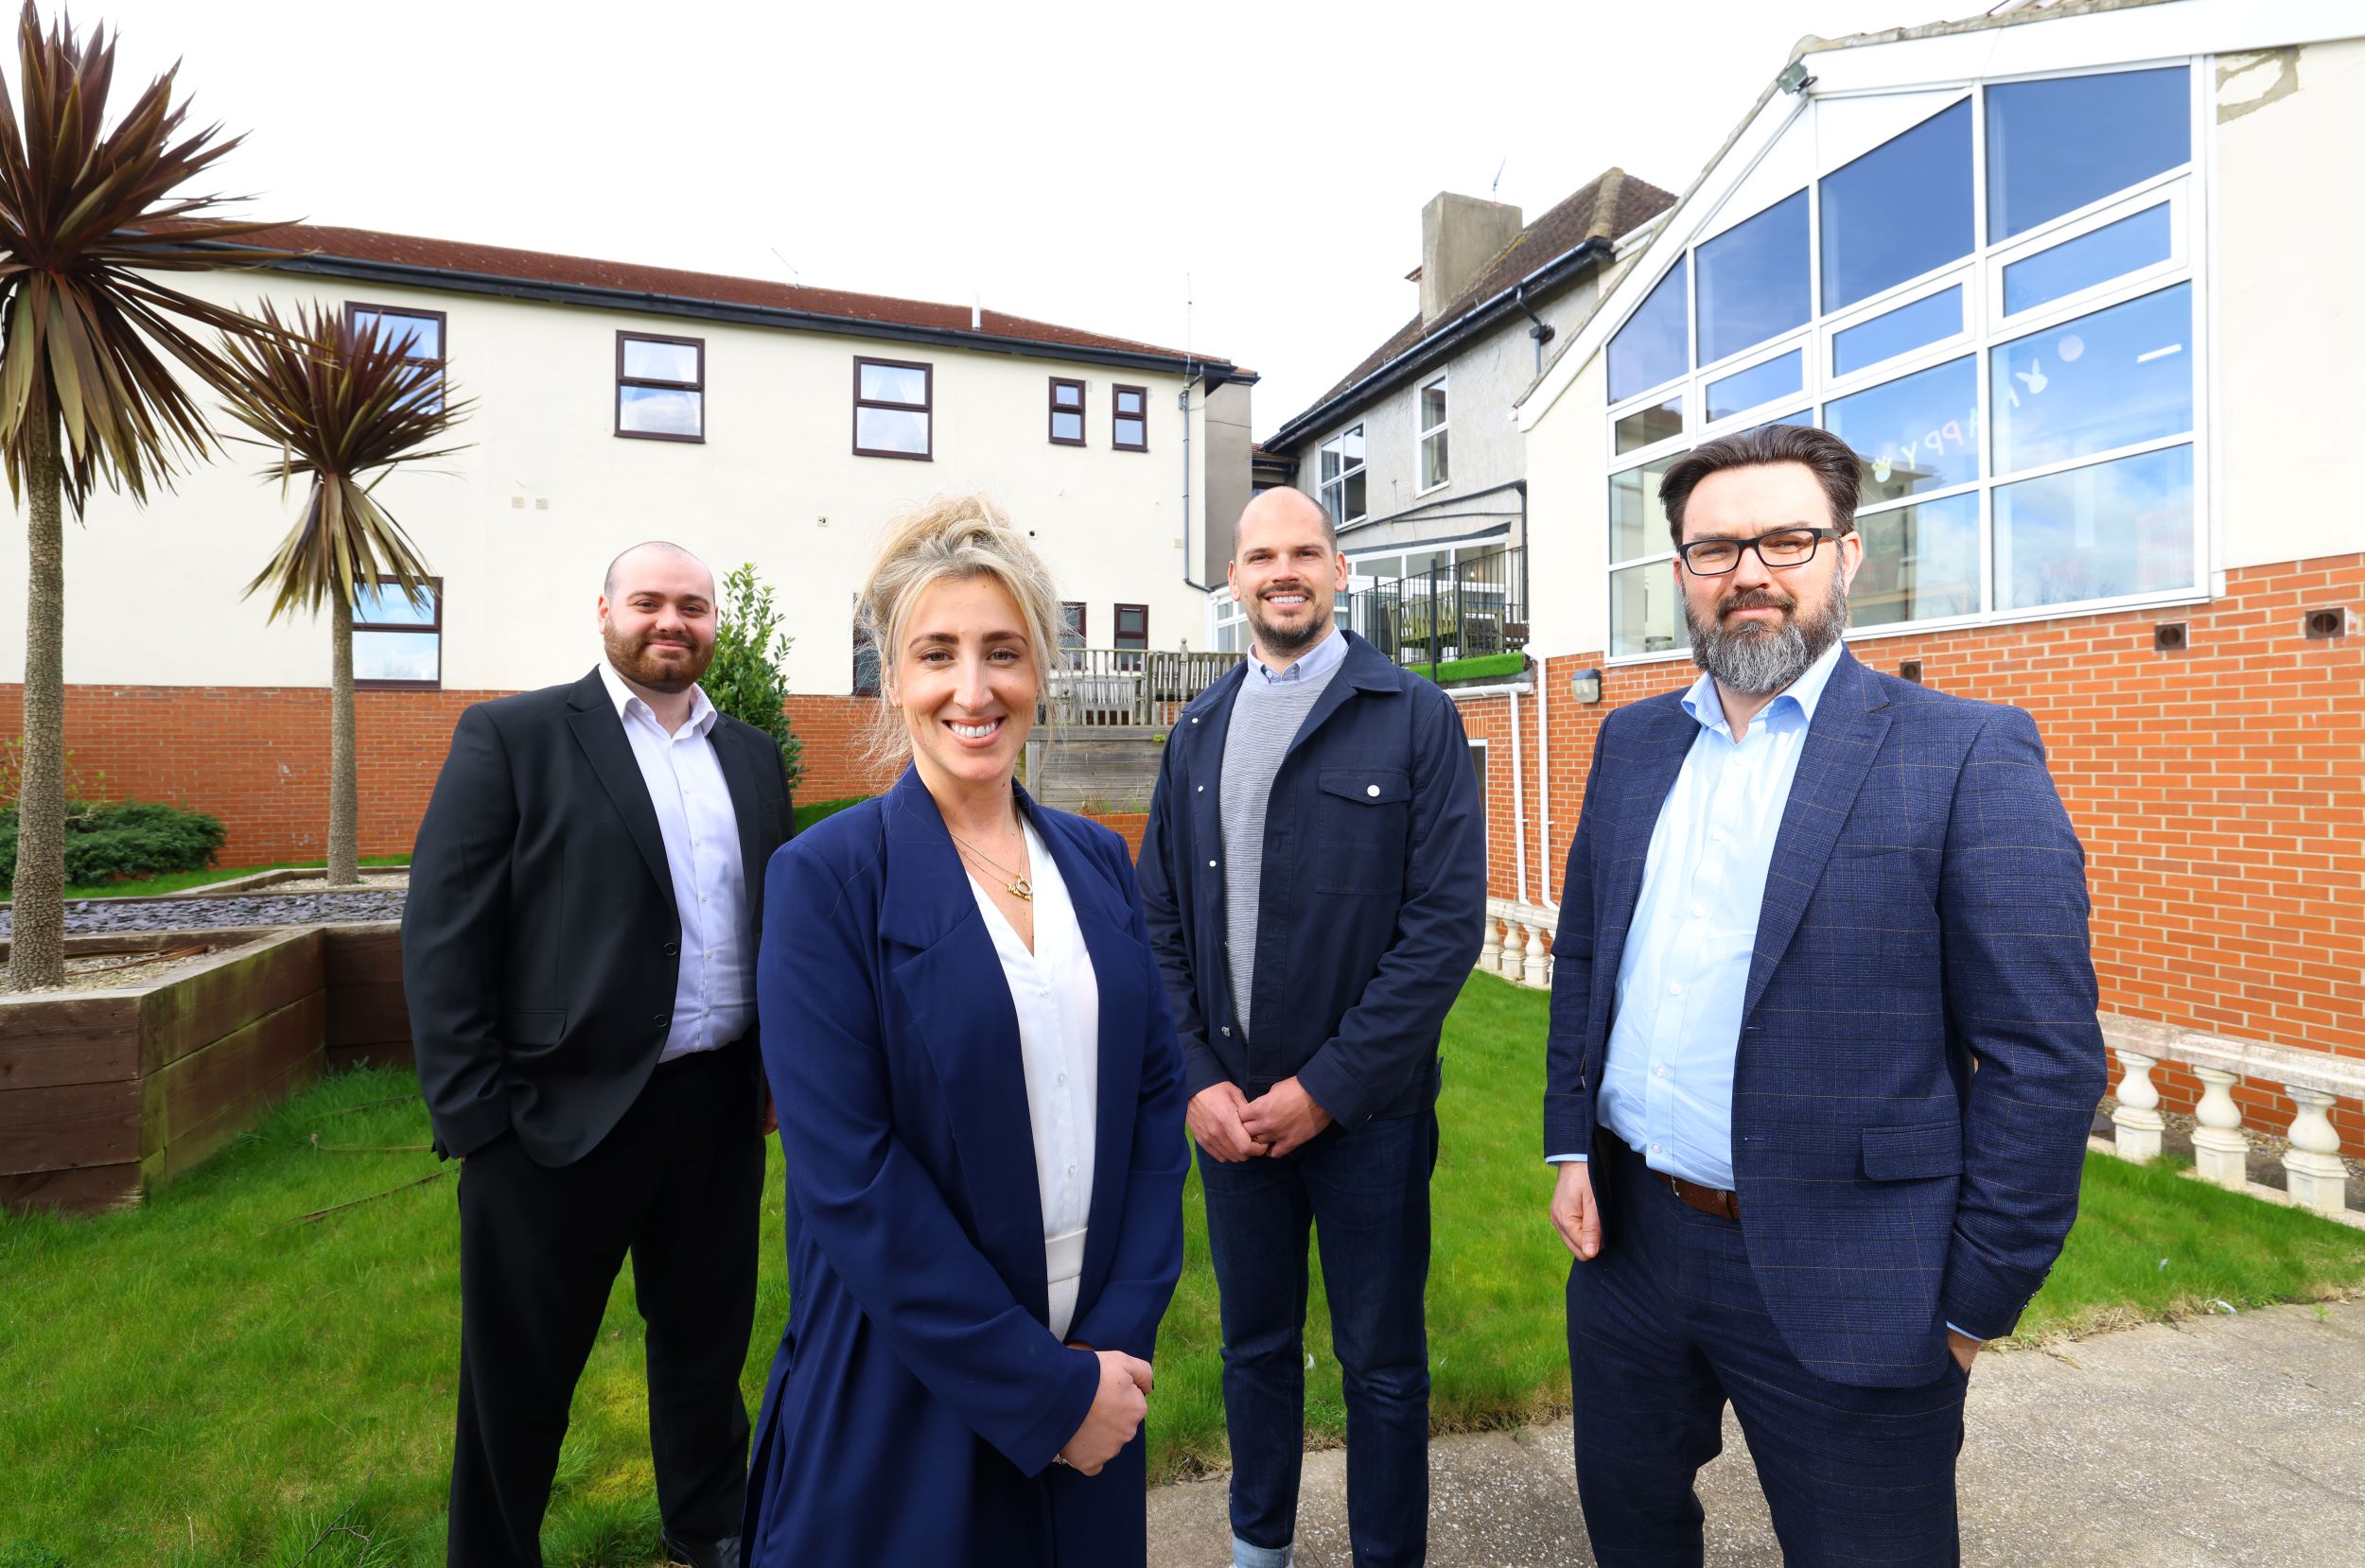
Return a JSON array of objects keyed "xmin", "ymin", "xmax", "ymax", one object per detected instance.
[
  {"xmin": 783, "ymin": 694, "xmax": 900, "ymax": 803},
  {"xmin": 1460, "ymin": 553, "xmax": 2365, "ymax": 1154}
]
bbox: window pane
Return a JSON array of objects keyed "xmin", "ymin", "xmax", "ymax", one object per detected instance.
[
  {"xmin": 853, "ymin": 627, "xmax": 881, "ymax": 694},
  {"xmin": 1988, "ymin": 67, "xmax": 2190, "ymax": 240},
  {"xmin": 1609, "ymin": 562, "xmax": 1685, "ymax": 657},
  {"xmin": 1747, "ymin": 409, "xmax": 1817, "ymax": 436},
  {"xmin": 354, "ymin": 582, "xmax": 435, "ymax": 625},
  {"xmin": 1053, "ymin": 382, "xmax": 1083, "ymax": 409},
  {"xmin": 855, "ymin": 406, "xmax": 929, "ymax": 454},
  {"xmin": 858, "ymin": 363, "xmax": 927, "ymax": 405},
  {"xmin": 1819, "ymin": 100, "xmax": 1972, "ymax": 312},
  {"xmin": 1052, "ymin": 409, "xmax": 1083, "ymax": 443},
  {"xmin": 1996, "ymin": 443, "xmax": 2194, "ymax": 610},
  {"xmin": 1613, "ymin": 396, "xmax": 1682, "ymax": 455},
  {"xmin": 1848, "ymin": 493, "xmax": 1980, "ymax": 628},
  {"xmin": 1990, "ymin": 283, "xmax": 2190, "ymax": 476},
  {"xmin": 1114, "ymin": 416, "xmax": 1147, "ymax": 447},
  {"xmin": 1609, "ymin": 454, "xmax": 1679, "ymax": 563},
  {"xmin": 620, "ymin": 385, "xmax": 703, "ymax": 437},
  {"xmin": 2003, "ymin": 202, "xmax": 2173, "ymax": 316},
  {"xmin": 360, "ymin": 309, "xmax": 441, "ymax": 360},
  {"xmin": 1607, "ymin": 257, "xmax": 1688, "ymax": 403},
  {"xmin": 1695, "ymin": 190, "xmax": 1809, "ymax": 366},
  {"xmin": 1832, "ymin": 286, "xmax": 1962, "ymax": 378},
  {"xmin": 355, "ymin": 630, "xmax": 440, "ymax": 683},
  {"xmin": 1341, "ymin": 468, "xmax": 1366, "ymax": 520},
  {"xmin": 1822, "ymin": 355, "xmax": 1980, "ymax": 503},
  {"xmin": 1705, "ymin": 349, "xmax": 1803, "ymax": 423},
  {"xmin": 393, "ymin": 362, "xmax": 444, "ymax": 414},
  {"xmin": 1338, "ymin": 426, "xmax": 1365, "ymax": 468},
  {"xmin": 622, "ymin": 338, "xmax": 698, "ymax": 383},
  {"xmin": 1422, "ymin": 429, "xmax": 1449, "ymax": 489},
  {"xmin": 1116, "ymin": 389, "xmax": 1145, "ymax": 415},
  {"xmin": 1420, "ymin": 381, "xmax": 1447, "ymax": 433}
]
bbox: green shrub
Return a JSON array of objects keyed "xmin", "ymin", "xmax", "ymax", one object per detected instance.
[
  {"xmin": 706, "ymin": 562, "xmax": 807, "ymax": 793},
  {"xmin": 0, "ymin": 800, "xmax": 226, "ymax": 890}
]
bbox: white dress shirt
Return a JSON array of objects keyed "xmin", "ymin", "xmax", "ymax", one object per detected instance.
[
  {"xmin": 597, "ymin": 659, "xmax": 751, "ymax": 1062},
  {"xmin": 966, "ymin": 818, "xmax": 1099, "ymax": 1341}
]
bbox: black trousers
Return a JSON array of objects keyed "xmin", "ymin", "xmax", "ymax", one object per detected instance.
[{"xmin": 447, "ymin": 1041, "xmax": 764, "ymax": 1567}]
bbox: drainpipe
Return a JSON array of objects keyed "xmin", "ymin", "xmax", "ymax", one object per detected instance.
[{"xmin": 1513, "ymin": 282, "xmax": 1555, "ymax": 375}]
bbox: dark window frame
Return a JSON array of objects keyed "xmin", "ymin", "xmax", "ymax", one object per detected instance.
[
  {"xmin": 615, "ymin": 330, "xmax": 706, "ymax": 443},
  {"xmin": 354, "ymin": 574, "xmax": 444, "ymax": 692},
  {"xmin": 348, "ymin": 302, "xmax": 448, "ymax": 412},
  {"xmin": 1059, "ymin": 601, "xmax": 1088, "ymax": 647},
  {"xmin": 852, "ymin": 355, "xmax": 934, "ymax": 461},
  {"xmin": 1112, "ymin": 383, "xmax": 1149, "ymax": 452},
  {"xmin": 852, "ymin": 621, "xmax": 881, "ymax": 696},
  {"xmin": 1113, "ymin": 602, "xmax": 1148, "ymax": 650},
  {"xmin": 1049, "ymin": 376, "xmax": 1087, "ymax": 446}
]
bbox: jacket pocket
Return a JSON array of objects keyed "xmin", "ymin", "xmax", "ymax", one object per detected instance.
[
  {"xmin": 1313, "ymin": 767, "xmax": 1411, "ymax": 895},
  {"xmin": 1861, "ymin": 1120, "xmax": 1962, "ymax": 1181},
  {"xmin": 501, "ymin": 1009, "xmax": 567, "ymax": 1047}
]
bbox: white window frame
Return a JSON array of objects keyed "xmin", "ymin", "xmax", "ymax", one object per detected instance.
[
  {"xmin": 1318, "ymin": 424, "xmax": 1368, "ymax": 526},
  {"xmin": 1597, "ymin": 58, "xmax": 2211, "ymax": 666},
  {"xmin": 1415, "ymin": 372, "xmax": 1450, "ymax": 495}
]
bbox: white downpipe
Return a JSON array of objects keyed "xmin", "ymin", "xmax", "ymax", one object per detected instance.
[
  {"xmin": 1537, "ymin": 659, "xmax": 1554, "ymax": 908},
  {"xmin": 1448, "ymin": 682, "xmax": 1530, "ymax": 906}
]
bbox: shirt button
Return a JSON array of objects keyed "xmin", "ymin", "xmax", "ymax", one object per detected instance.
[
  {"xmin": 1656, "ymin": 1065, "xmax": 1669, "ymax": 1078},
  {"xmin": 1691, "ymin": 904, "xmax": 1708, "ymax": 918},
  {"xmin": 1651, "ymin": 1142, "xmax": 1663, "ymax": 1155},
  {"xmin": 1366, "ymin": 784, "xmax": 1380, "ymax": 797},
  {"xmin": 1066, "ymin": 1163, "xmax": 1077, "ymax": 1176},
  {"xmin": 1058, "ymin": 1071, "xmax": 1068, "ymax": 1086},
  {"xmin": 1668, "ymin": 982, "xmax": 1683, "ymax": 996},
  {"xmin": 1711, "ymin": 828, "xmax": 1727, "ymax": 842}
]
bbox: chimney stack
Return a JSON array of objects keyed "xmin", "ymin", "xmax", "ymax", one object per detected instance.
[{"xmin": 1421, "ymin": 192, "xmax": 1522, "ymax": 329}]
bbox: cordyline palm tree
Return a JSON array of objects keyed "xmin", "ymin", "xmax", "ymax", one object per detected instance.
[
  {"xmin": 0, "ymin": 2, "xmax": 281, "ymax": 989},
  {"xmin": 218, "ymin": 299, "xmax": 469, "ymax": 886}
]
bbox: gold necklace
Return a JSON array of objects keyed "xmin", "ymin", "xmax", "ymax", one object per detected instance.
[{"xmin": 948, "ymin": 827, "xmax": 1033, "ymax": 901}]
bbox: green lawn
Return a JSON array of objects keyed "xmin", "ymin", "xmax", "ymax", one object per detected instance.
[
  {"xmin": 1416, "ymin": 652, "xmax": 1527, "ymax": 685},
  {"xmin": 3, "ymin": 974, "xmax": 2359, "ymax": 1565}
]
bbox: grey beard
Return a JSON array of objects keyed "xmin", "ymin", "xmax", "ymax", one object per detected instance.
[{"xmin": 1685, "ymin": 571, "xmax": 1849, "ymax": 695}]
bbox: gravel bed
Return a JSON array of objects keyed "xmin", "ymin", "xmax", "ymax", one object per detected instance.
[{"xmin": 0, "ymin": 887, "xmax": 407, "ymax": 939}]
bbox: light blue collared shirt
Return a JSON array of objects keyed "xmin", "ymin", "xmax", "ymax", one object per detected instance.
[{"xmin": 1251, "ymin": 623, "xmax": 1347, "ymax": 685}]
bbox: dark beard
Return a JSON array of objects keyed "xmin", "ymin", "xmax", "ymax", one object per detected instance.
[
  {"xmin": 1243, "ymin": 590, "xmax": 1330, "ymax": 657},
  {"xmin": 604, "ymin": 624, "xmax": 712, "ymax": 693},
  {"xmin": 1683, "ymin": 569, "xmax": 1848, "ymax": 696}
]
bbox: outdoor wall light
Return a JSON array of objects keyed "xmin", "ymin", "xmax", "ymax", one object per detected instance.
[{"xmin": 1569, "ymin": 667, "xmax": 1603, "ymax": 705}]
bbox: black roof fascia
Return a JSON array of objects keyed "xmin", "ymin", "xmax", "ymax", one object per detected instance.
[
  {"xmin": 1265, "ymin": 235, "xmax": 1609, "ymax": 453},
  {"xmin": 207, "ymin": 245, "xmax": 1246, "ymax": 381}
]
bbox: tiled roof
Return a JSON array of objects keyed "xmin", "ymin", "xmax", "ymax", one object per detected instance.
[
  {"xmin": 223, "ymin": 223, "xmax": 1233, "ymax": 369},
  {"xmin": 1279, "ymin": 168, "xmax": 1676, "ymax": 436}
]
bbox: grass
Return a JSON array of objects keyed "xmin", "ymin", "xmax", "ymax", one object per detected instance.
[
  {"xmin": 48, "ymin": 856, "xmax": 412, "ymax": 902},
  {"xmin": 3, "ymin": 974, "xmax": 2358, "ymax": 1564},
  {"xmin": 790, "ymin": 795, "xmax": 867, "ymax": 833},
  {"xmin": 1413, "ymin": 652, "xmax": 1527, "ymax": 685}
]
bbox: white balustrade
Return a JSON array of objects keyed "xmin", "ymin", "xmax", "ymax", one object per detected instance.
[
  {"xmin": 2283, "ymin": 1086, "xmax": 2349, "ymax": 1217},
  {"xmin": 1480, "ymin": 900, "xmax": 1560, "ymax": 991},
  {"xmin": 2111, "ymin": 1050, "xmax": 2164, "ymax": 1163},
  {"xmin": 2189, "ymin": 1067, "xmax": 2248, "ymax": 1189},
  {"xmin": 1498, "ymin": 919, "xmax": 1525, "ymax": 981},
  {"xmin": 1479, "ymin": 915, "xmax": 1502, "ymax": 975},
  {"xmin": 1522, "ymin": 921, "xmax": 1551, "ymax": 989}
]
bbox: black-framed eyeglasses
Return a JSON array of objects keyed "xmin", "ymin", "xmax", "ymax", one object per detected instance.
[{"xmin": 1675, "ymin": 526, "xmax": 1839, "ymax": 576}]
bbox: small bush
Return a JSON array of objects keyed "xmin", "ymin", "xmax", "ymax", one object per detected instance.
[
  {"xmin": 707, "ymin": 562, "xmax": 807, "ymax": 793},
  {"xmin": 0, "ymin": 800, "xmax": 226, "ymax": 889}
]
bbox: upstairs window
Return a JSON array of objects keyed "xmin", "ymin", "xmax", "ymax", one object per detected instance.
[
  {"xmin": 1112, "ymin": 385, "xmax": 1148, "ymax": 451},
  {"xmin": 616, "ymin": 332, "xmax": 704, "ymax": 441},
  {"xmin": 1113, "ymin": 603, "xmax": 1148, "ymax": 652},
  {"xmin": 350, "ymin": 304, "xmax": 447, "ymax": 412},
  {"xmin": 1050, "ymin": 377, "xmax": 1086, "ymax": 445},
  {"xmin": 355, "ymin": 578, "xmax": 442, "ymax": 689},
  {"xmin": 1318, "ymin": 425, "xmax": 1366, "ymax": 527},
  {"xmin": 853, "ymin": 357, "xmax": 932, "ymax": 459},
  {"xmin": 1417, "ymin": 373, "xmax": 1450, "ymax": 491},
  {"xmin": 1059, "ymin": 601, "xmax": 1087, "ymax": 654}
]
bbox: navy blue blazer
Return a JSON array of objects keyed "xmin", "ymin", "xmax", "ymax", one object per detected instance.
[
  {"xmin": 1547, "ymin": 650, "xmax": 2106, "ymax": 1386},
  {"xmin": 1139, "ymin": 630, "xmax": 1487, "ymax": 1126},
  {"xmin": 744, "ymin": 767, "xmax": 1188, "ymax": 1566}
]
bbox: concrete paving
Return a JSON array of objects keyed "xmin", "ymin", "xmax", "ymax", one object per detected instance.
[{"xmin": 1147, "ymin": 1297, "xmax": 2365, "ymax": 1566}]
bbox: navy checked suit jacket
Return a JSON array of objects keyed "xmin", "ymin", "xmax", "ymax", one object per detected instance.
[{"xmin": 1546, "ymin": 649, "xmax": 2107, "ymax": 1387}]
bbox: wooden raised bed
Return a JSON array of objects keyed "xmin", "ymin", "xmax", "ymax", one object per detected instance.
[{"xmin": 0, "ymin": 921, "xmax": 412, "ymax": 1214}]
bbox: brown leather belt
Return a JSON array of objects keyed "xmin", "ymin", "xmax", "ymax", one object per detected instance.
[{"xmin": 1657, "ymin": 1171, "xmax": 1741, "ymax": 1221}]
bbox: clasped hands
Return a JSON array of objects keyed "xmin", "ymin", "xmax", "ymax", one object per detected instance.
[
  {"xmin": 1057, "ymin": 1345, "xmax": 1154, "ymax": 1474},
  {"xmin": 1187, "ymin": 1078, "xmax": 1331, "ymax": 1162}
]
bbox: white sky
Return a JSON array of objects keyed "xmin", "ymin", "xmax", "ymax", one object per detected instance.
[{"xmin": 84, "ymin": 0, "xmax": 1943, "ymax": 438}]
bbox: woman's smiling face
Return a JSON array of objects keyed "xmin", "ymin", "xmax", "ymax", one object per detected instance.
[{"xmin": 891, "ymin": 572, "xmax": 1041, "ymax": 793}]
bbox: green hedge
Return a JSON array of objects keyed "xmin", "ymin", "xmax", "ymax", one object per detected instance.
[{"xmin": 0, "ymin": 800, "xmax": 227, "ymax": 890}]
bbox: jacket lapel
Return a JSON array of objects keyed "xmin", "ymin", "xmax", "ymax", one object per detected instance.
[
  {"xmin": 1742, "ymin": 651, "xmax": 1891, "ymax": 1021},
  {"xmin": 563, "ymin": 669, "xmax": 674, "ymax": 910},
  {"xmin": 878, "ymin": 767, "xmax": 1052, "ymax": 1325}
]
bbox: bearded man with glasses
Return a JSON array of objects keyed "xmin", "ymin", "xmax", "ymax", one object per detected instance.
[{"xmin": 1542, "ymin": 423, "xmax": 2104, "ymax": 1566}]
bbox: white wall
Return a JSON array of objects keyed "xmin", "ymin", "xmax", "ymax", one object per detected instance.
[{"xmin": 0, "ymin": 270, "xmax": 1224, "ymax": 694}]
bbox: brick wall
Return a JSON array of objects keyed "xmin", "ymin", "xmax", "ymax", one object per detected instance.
[{"xmin": 1456, "ymin": 552, "xmax": 2365, "ymax": 1154}]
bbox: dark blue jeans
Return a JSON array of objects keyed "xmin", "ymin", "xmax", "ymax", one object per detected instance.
[
  {"xmin": 1198, "ymin": 1106, "xmax": 1437, "ymax": 1568},
  {"xmin": 1567, "ymin": 1137, "xmax": 1970, "ymax": 1567}
]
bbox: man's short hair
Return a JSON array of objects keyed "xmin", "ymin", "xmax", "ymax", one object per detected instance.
[
  {"xmin": 603, "ymin": 540, "xmax": 705, "ymax": 599},
  {"xmin": 1657, "ymin": 425, "xmax": 1864, "ymax": 548}
]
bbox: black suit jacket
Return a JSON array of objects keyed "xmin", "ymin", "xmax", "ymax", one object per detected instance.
[{"xmin": 403, "ymin": 667, "xmax": 795, "ymax": 1165}]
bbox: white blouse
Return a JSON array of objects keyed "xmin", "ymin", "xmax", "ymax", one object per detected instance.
[{"xmin": 965, "ymin": 818, "xmax": 1099, "ymax": 1340}]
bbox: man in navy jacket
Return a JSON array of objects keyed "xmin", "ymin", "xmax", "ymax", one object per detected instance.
[
  {"xmin": 1546, "ymin": 425, "xmax": 2106, "ymax": 1565},
  {"xmin": 1141, "ymin": 487, "xmax": 1485, "ymax": 1568}
]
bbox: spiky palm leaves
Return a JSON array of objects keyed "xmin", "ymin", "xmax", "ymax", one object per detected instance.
[
  {"xmin": 0, "ymin": 1, "xmax": 279, "ymax": 987},
  {"xmin": 219, "ymin": 299, "xmax": 468, "ymax": 882}
]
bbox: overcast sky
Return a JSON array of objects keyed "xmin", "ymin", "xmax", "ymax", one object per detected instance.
[{"xmin": 85, "ymin": 0, "xmax": 1940, "ymax": 438}]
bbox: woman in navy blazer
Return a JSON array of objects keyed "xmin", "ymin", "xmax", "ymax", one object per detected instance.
[{"xmin": 745, "ymin": 497, "xmax": 1188, "ymax": 1566}]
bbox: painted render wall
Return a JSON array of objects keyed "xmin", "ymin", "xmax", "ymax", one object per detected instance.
[{"xmin": 0, "ymin": 269, "xmax": 1233, "ymax": 699}]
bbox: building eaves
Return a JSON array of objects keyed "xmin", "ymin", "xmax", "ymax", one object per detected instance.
[{"xmin": 201, "ymin": 222, "xmax": 1249, "ymax": 382}]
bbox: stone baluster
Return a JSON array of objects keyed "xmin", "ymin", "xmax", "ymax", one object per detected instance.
[
  {"xmin": 1522, "ymin": 921, "xmax": 1551, "ymax": 990},
  {"xmin": 2281, "ymin": 1086, "xmax": 2350, "ymax": 1217},
  {"xmin": 2188, "ymin": 1068, "xmax": 2249, "ymax": 1189},
  {"xmin": 1480, "ymin": 915, "xmax": 1503, "ymax": 976},
  {"xmin": 2111, "ymin": 1051, "xmax": 2164, "ymax": 1162},
  {"xmin": 1499, "ymin": 919, "xmax": 1527, "ymax": 982}
]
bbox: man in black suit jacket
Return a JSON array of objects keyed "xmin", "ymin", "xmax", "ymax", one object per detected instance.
[{"xmin": 404, "ymin": 541, "xmax": 794, "ymax": 1568}]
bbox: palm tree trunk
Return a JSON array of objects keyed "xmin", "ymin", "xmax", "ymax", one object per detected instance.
[
  {"xmin": 8, "ymin": 416, "xmax": 66, "ymax": 989},
  {"xmin": 327, "ymin": 591, "xmax": 358, "ymax": 886}
]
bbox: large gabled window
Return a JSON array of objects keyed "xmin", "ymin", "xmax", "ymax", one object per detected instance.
[{"xmin": 1601, "ymin": 63, "xmax": 2202, "ymax": 660}]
